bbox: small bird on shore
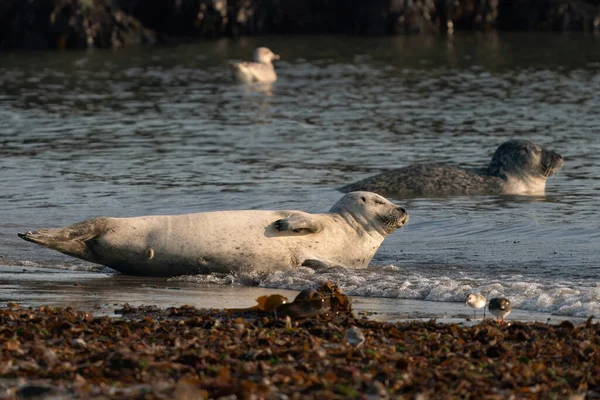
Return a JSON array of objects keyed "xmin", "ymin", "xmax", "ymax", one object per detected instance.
[
  {"xmin": 465, "ymin": 293, "xmax": 487, "ymax": 319},
  {"xmin": 230, "ymin": 47, "xmax": 279, "ymax": 84},
  {"xmin": 488, "ymin": 297, "xmax": 512, "ymax": 324}
]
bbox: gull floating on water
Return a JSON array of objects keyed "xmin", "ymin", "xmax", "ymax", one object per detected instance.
[
  {"xmin": 230, "ymin": 47, "xmax": 279, "ymax": 84},
  {"xmin": 465, "ymin": 293, "xmax": 487, "ymax": 319},
  {"xmin": 488, "ymin": 297, "xmax": 512, "ymax": 324}
]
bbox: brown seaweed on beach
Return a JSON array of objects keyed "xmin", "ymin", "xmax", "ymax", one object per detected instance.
[
  {"xmin": 220, "ymin": 281, "xmax": 353, "ymax": 320},
  {"xmin": 273, "ymin": 281, "xmax": 352, "ymax": 319},
  {"xmin": 0, "ymin": 302, "xmax": 598, "ymax": 399},
  {"xmin": 226, "ymin": 294, "xmax": 289, "ymax": 313}
]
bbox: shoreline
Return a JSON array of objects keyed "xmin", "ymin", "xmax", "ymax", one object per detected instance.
[
  {"xmin": 0, "ymin": 304, "xmax": 598, "ymax": 398},
  {"xmin": 1, "ymin": 267, "xmax": 598, "ymax": 397},
  {"xmin": 2, "ymin": 1, "xmax": 600, "ymax": 50},
  {"xmin": 0, "ymin": 265, "xmax": 590, "ymax": 326}
]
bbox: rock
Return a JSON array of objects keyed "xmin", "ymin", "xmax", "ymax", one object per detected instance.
[
  {"xmin": 1, "ymin": 0, "xmax": 599, "ymax": 51},
  {"xmin": 116, "ymin": 0, "xmax": 600, "ymax": 37},
  {"xmin": 0, "ymin": 0, "xmax": 155, "ymax": 49},
  {"xmin": 497, "ymin": 0, "xmax": 600, "ymax": 32},
  {"xmin": 345, "ymin": 325, "xmax": 366, "ymax": 347}
]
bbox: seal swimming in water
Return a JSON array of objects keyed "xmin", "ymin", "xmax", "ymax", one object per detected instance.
[
  {"xmin": 340, "ymin": 140, "xmax": 563, "ymax": 197},
  {"xmin": 18, "ymin": 192, "xmax": 408, "ymax": 277},
  {"xmin": 230, "ymin": 47, "xmax": 279, "ymax": 84}
]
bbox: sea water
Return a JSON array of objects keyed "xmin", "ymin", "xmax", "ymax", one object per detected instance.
[{"xmin": 0, "ymin": 33, "xmax": 598, "ymax": 320}]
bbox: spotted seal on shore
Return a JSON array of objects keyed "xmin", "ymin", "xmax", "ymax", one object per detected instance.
[
  {"xmin": 18, "ymin": 192, "xmax": 408, "ymax": 277},
  {"xmin": 340, "ymin": 140, "xmax": 563, "ymax": 197},
  {"xmin": 230, "ymin": 47, "xmax": 279, "ymax": 84}
]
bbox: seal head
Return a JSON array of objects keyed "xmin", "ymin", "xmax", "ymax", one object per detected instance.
[
  {"xmin": 330, "ymin": 191, "xmax": 408, "ymax": 236},
  {"xmin": 487, "ymin": 139, "xmax": 563, "ymax": 192}
]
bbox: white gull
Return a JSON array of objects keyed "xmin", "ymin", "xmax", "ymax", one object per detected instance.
[{"xmin": 230, "ymin": 47, "xmax": 280, "ymax": 84}]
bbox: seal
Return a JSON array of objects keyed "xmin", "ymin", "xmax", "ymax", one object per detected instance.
[
  {"xmin": 230, "ymin": 47, "xmax": 279, "ymax": 84},
  {"xmin": 18, "ymin": 192, "xmax": 408, "ymax": 277},
  {"xmin": 340, "ymin": 140, "xmax": 563, "ymax": 197}
]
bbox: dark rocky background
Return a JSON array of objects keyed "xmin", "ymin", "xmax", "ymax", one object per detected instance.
[{"xmin": 1, "ymin": 0, "xmax": 599, "ymax": 49}]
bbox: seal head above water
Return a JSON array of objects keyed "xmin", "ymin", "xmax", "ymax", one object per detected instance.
[
  {"xmin": 340, "ymin": 140, "xmax": 563, "ymax": 197},
  {"xmin": 18, "ymin": 192, "xmax": 408, "ymax": 277},
  {"xmin": 230, "ymin": 47, "xmax": 279, "ymax": 84}
]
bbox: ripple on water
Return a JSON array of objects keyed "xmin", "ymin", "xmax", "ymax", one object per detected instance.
[{"xmin": 0, "ymin": 34, "xmax": 598, "ymax": 316}]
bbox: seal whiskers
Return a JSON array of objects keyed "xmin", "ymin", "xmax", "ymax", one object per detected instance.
[{"xmin": 379, "ymin": 211, "xmax": 408, "ymax": 234}]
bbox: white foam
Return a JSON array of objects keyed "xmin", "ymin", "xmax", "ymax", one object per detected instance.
[
  {"xmin": 171, "ymin": 264, "xmax": 600, "ymax": 318},
  {"xmin": 17, "ymin": 259, "xmax": 598, "ymax": 318}
]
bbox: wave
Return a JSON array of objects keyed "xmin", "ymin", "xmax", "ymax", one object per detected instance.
[
  {"xmin": 172, "ymin": 264, "xmax": 600, "ymax": 318},
  {"xmin": 5, "ymin": 259, "xmax": 598, "ymax": 318}
]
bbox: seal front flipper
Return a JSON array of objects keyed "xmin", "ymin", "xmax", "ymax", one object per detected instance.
[
  {"xmin": 273, "ymin": 213, "xmax": 323, "ymax": 234},
  {"xmin": 301, "ymin": 259, "xmax": 331, "ymax": 270},
  {"xmin": 302, "ymin": 259, "xmax": 349, "ymax": 271}
]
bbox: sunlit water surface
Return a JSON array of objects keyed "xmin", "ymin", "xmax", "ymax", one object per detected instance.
[{"xmin": 1, "ymin": 33, "xmax": 598, "ymax": 319}]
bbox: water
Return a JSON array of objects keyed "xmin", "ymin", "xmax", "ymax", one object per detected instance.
[{"xmin": 1, "ymin": 33, "xmax": 599, "ymax": 320}]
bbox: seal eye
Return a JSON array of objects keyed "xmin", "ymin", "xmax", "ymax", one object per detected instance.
[
  {"xmin": 361, "ymin": 196, "xmax": 366, "ymax": 202},
  {"xmin": 374, "ymin": 199, "xmax": 385, "ymax": 205}
]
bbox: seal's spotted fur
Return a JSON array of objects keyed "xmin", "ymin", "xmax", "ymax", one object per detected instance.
[{"xmin": 340, "ymin": 140, "xmax": 563, "ymax": 197}]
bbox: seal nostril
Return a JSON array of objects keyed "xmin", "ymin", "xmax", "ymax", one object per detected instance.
[{"xmin": 398, "ymin": 206, "xmax": 406, "ymax": 214}]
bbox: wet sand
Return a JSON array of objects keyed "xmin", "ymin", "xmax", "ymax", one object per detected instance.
[{"xmin": 0, "ymin": 265, "xmax": 587, "ymax": 326}]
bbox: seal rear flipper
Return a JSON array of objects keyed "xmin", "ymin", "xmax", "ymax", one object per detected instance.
[{"xmin": 18, "ymin": 218, "xmax": 109, "ymax": 260}]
